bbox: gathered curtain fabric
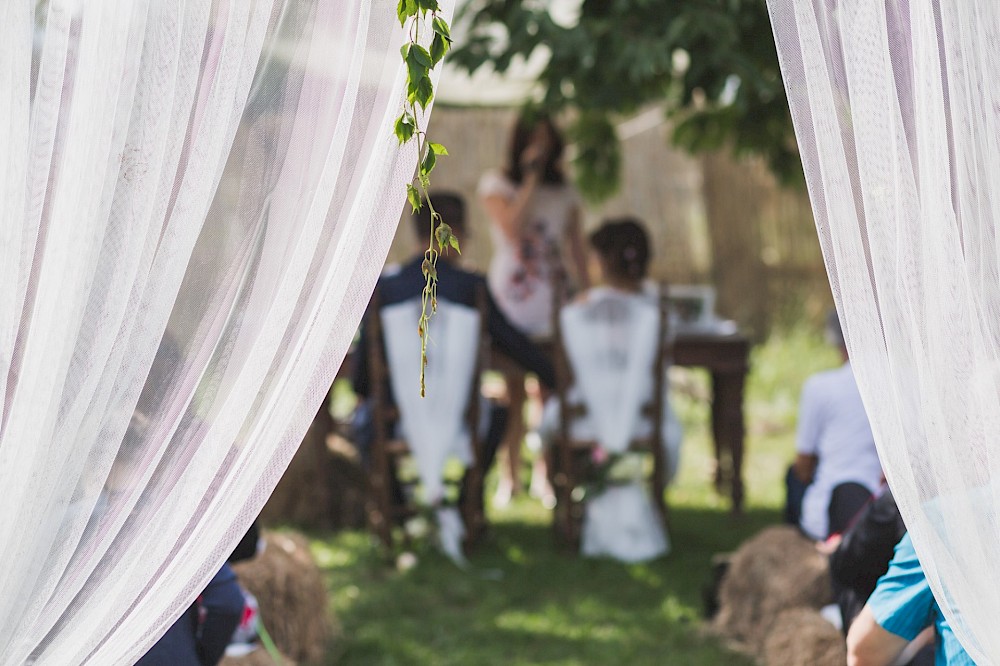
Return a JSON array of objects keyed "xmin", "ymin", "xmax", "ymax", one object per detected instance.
[
  {"xmin": 0, "ymin": 0, "xmax": 448, "ymax": 662},
  {"xmin": 769, "ymin": 0, "xmax": 1000, "ymax": 660}
]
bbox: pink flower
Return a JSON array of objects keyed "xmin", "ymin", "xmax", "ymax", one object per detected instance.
[{"xmin": 591, "ymin": 446, "xmax": 609, "ymax": 465}]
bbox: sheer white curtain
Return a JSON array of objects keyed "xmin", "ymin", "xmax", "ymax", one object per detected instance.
[
  {"xmin": 0, "ymin": 1, "xmax": 450, "ymax": 663},
  {"xmin": 769, "ymin": 0, "xmax": 1000, "ymax": 660}
]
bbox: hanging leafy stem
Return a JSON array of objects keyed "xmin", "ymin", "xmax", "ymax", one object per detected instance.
[{"xmin": 395, "ymin": 0, "xmax": 458, "ymax": 397}]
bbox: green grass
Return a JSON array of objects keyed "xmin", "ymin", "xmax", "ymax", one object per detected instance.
[{"xmin": 308, "ymin": 326, "xmax": 842, "ymax": 665}]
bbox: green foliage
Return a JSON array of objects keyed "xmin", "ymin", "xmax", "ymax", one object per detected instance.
[
  {"xmin": 451, "ymin": 0, "xmax": 801, "ymax": 201},
  {"xmin": 395, "ymin": 3, "xmax": 459, "ymax": 395}
]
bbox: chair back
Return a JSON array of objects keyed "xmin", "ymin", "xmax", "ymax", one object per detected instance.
[
  {"xmin": 380, "ymin": 297, "xmax": 481, "ymax": 502},
  {"xmin": 560, "ymin": 290, "xmax": 660, "ymax": 453}
]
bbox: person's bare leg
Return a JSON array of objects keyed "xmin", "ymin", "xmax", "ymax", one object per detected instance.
[
  {"xmin": 494, "ymin": 369, "xmax": 526, "ymax": 507},
  {"xmin": 524, "ymin": 375, "xmax": 555, "ymax": 507}
]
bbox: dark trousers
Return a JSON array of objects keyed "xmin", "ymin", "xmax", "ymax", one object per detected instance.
[{"xmin": 784, "ymin": 466, "xmax": 873, "ymax": 538}]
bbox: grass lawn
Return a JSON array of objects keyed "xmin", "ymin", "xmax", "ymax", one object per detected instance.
[{"xmin": 308, "ymin": 326, "xmax": 841, "ymax": 665}]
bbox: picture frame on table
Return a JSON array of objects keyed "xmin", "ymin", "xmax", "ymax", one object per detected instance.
[{"xmin": 668, "ymin": 285, "xmax": 718, "ymax": 332}]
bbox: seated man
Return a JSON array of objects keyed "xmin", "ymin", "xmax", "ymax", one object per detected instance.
[
  {"xmin": 786, "ymin": 310, "xmax": 883, "ymax": 540},
  {"xmin": 847, "ymin": 533, "xmax": 973, "ymax": 665},
  {"xmin": 352, "ymin": 192, "xmax": 555, "ymax": 524}
]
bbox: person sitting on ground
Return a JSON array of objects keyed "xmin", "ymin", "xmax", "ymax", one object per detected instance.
[
  {"xmin": 136, "ymin": 563, "xmax": 245, "ymax": 666},
  {"xmin": 541, "ymin": 218, "xmax": 683, "ymax": 562},
  {"xmin": 351, "ymin": 192, "xmax": 556, "ymax": 530},
  {"xmin": 827, "ymin": 487, "xmax": 907, "ymax": 633},
  {"xmin": 825, "ymin": 488, "xmax": 935, "ymax": 664},
  {"xmin": 785, "ymin": 310, "xmax": 884, "ymax": 541},
  {"xmin": 847, "ymin": 533, "xmax": 972, "ymax": 665}
]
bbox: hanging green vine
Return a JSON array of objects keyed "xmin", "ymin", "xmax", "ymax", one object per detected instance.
[{"xmin": 395, "ymin": 0, "xmax": 458, "ymax": 397}]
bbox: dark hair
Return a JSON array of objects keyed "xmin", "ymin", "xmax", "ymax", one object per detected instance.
[
  {"xmin": 505, "ymin": 113, "xmax": 566, "ymax": 185},
  {"xmin": 826, "ymin": 308, "xmax": 846, "ymax": 348},
  {"xmin": 589, "ymin": 217, "xmax": 651, "ymax": 283},
  {"xmin": 412, "ymin": 191, "xmax": 466, "ymax": 240}
]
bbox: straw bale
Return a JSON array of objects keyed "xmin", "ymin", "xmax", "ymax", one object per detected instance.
[
  {"xmin": 712, "ymin": 526, "xmax": 832, "ymax": 651},
  {"xmin": 761, "ymin": 608, "xmax": 846, "ymax": 666},
  {"xmin": 233, "ymin": 531, "xmax": 331, "ymax": 663},
  {"xmin": 261, "ymin": 404, "xmax": 365, "ymax": 529}
]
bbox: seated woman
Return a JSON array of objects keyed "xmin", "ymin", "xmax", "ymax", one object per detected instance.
[{"xmin": 542, "ymin": 218, "xmax": 683, "ymax": 562}]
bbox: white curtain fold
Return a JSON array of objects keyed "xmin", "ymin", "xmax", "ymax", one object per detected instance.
[
  {"xmin": 0, "ymin": 0, "xmax": 450, "ymax": 662},
  {"xmin": 769, "ymin": 0, "xmax": 1000, "ymax": 660}
]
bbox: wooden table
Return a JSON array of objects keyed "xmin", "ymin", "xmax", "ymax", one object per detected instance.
[{"xmin": 673, "ymin": 333, "xmax": 750, "ymax": 514}]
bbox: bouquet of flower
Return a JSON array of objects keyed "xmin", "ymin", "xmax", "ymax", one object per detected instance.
[{"xmin": 573, "ymin": 446, "xmax": 649, "ymax": 501}]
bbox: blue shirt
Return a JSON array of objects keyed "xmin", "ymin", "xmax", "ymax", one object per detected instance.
[{"xmin": 867, "ymin": 534, "xmax": 975, "ymax": 665}]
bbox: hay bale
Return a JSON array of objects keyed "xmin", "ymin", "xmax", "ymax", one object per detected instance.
[
  {"xmin": 761, "ymin": 608, "xmax": 846, "ymax": 666},
  {"xmin": 220, "ymin": 647, "xmax": 295, "ymax": 666},
  {"xmin": 712, "ymin": 526, "xmax": 832, "ymax": 652},
  {"xmin": 260, "ymin": 404, "xmax": 366, "ymax": 530},
  {"xmin": 232, "ymin": 531, "xmax": 331, "ymax": 663}
]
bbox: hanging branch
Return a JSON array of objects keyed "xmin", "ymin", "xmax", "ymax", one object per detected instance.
[{"xmin": 394, "ymin": 0, "xmax": 458, "ymax": 397}]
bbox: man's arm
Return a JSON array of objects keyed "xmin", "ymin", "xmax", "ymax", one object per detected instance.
[
  {"xmin": 793, "ymin": 452, "xmax": 818, "ymax": 484},
  {"xmin": 483, "ymin": 284, "xmax": 556, "ymax": 388},
  {"xmin": 847, "ymin": 605, "xmax": 910, "ymax": 666}
]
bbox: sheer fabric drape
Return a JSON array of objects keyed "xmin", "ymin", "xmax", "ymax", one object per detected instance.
[
  {"xmin": 769, "ymin": 0, "xmax": 1000, "ymax": 660},
  {"xmin": 0, "ymin": 1, "xmax": 448, "ymax": 663}
]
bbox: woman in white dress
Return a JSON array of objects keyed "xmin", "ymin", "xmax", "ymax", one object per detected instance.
[
  {"xmin": 478, "ymin": 114, "xmax": 590, "ymax": 506},
  {"xmin": 544, "ymin": 219, "xmax": 683, "ymax": 562}
]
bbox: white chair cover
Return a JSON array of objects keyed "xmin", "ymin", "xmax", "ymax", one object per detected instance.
[
  {"xmin": 381, "ymin": 298, "xmax": 481, "ymax": 504},
  {"xmin": 561, "ymin": 288, "xmax": 661, "ymax": 455},
  {"xmin": 560, "ymin": 288, "xmax": 677, "ymax": 561}
]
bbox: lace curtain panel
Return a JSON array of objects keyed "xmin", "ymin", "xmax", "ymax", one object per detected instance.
[
  {"xmin": 0, "ymin": 0, "xmax": 448, "ymax": 662},
  {"xmin": 769, "ymin": 1, "xmax": 1000, "ymax": 660}
]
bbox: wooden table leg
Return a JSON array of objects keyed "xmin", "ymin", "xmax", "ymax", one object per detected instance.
[{"xmin": 711, "ymin": 369, "xmax": 746, "ymax": 514}]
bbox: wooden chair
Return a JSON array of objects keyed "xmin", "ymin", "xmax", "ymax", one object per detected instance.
[
  {"xmin": 364, "ymin": 285, "xmax": 490, "ymax": 554},
  {"xmin": 549, "ymin": 274, "xmax": 673, "ymax": 552}
]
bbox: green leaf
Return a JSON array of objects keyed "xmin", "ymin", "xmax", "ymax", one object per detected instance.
[
  {"xmin": 397, "ymin": 0, "xmax": 417, "ymax": 26},
  {"xmin": 428, "ymin": 142, "xmax": 448, "ymax": 156},
  {"xmin": 394, "ymin": 114, "xmax": 415, "ymax": 144},
  {"xmin": 421, "ymin": 148, "xmax": 437, "ymax": 176},
  {"xmin": 434, "ymin": 222, "xmax": 452, "ymax": 249},
  {"xmin": 414, "ymin": 76, "xmax": 434, "ymax": 110},
  {"xmin": 432, "ymin": 16, "xmax": 452, "ymax": 41},
  {"xmin": 430, "ymin": 33, "xmax": 449, "ymax": 66},
  {"xmin": 410, "ymin": 45, "xmax": 433, "ymax": 68},
  {"xmin": 416, "ymin": 0, "xmax": 440, "ymax": 12},
  {"xmin": 421, "ymin": 258, "xmax": 437, "ymax": 280},
  {"xmin": 405, "ymin": 46, "xmax": 431, "ymax": 87},
  {"xmin": 406, "ymin": 183, "xmax": 422, "ymax": 212},
  {"xmin": 448, "ymin": 234, "xmax": 461, "ymax": 253}
]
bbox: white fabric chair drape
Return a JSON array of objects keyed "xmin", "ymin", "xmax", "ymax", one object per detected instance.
[
  {"xmin": 556, "ymin": 288, "xmax": 679, "ymax": 562},
  {"xmin": 769, "ymin": 1, "xmax": 1000, "ymax": 660},
  {"xmin": 381, "ymin": 298, "xmax": 480, "ymax": 504},
  {"xmin": 0, "ymin": 1, "xmax": 450, "ymax": 663},
  {"xmin": 561, "ymin": 289, "xmax": 659, "ymax": 454}
]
